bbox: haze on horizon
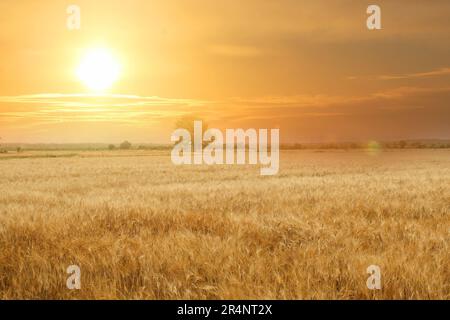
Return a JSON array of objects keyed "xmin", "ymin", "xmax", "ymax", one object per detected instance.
[{"xmin": 0, "ymin": 0, "xmax": 449, "ymax": 143}]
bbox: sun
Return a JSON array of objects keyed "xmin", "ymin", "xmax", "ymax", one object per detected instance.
[{"xmin": 76, "ymin": 48, "xmax": 121, "ymax": 92}]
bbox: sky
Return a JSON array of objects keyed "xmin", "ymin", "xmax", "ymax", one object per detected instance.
[{"xmin": 0, "ymin": 0, "xmax": 449, "ymax": 143}]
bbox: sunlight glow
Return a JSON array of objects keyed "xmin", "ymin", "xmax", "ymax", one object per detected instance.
[{"xmin": 76, "ymin": 48, "xmax": 121, "ymax": 92}]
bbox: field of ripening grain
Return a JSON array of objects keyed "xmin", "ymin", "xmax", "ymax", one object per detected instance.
[{"xmin": 0, "ymin": 149, "xmax": 448, "ymax": 299}]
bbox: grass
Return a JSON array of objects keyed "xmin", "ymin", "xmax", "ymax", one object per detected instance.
[{"xmin": 0, "ymin": 149, "xmax": 448, "ymax": 299}]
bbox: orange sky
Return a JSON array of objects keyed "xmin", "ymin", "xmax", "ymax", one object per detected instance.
[{"xmin": 0, "ymin": 0, "xmax": 449, "ymax": 143}]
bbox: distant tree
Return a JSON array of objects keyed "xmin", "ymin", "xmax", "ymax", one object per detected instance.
[
  {"xmin": 399, "ymin": 140, "xmax": 407, "ymax": 149},
  {"xmin": 175, "ymin": 116, "xmax": 208, "ymax": 137},
  {"xmin": 108, "ymin": 144, "xmax": 116, "ymax": 150},
  {"xmin": 175, "ymin": 115, "xmax": 209, "ymax": 151},
  {"xmin": 119, "ymin": 141, "xmax": 132, "ymax": 150},
  {"xmin": 411, "ymin": 142, "xmax": 425, "ymax": 149},
  {"xmin": 0, "ymin": 137, "xmax": 6, "ymax": 153},
  {"xmin": 16, "ymin": 147, "xmax": 22, "ymax": 153}
]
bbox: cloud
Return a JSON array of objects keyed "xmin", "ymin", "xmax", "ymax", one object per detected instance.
[
  {"xmin": 378, "ymin": 67, "xmax": 450, "ymax": 80},
  {"xmin": 0, "ymin": 93, "xmax": 209, "ymax": 124},
  {"xmin": 348, "ymin": 67, "xmax": 450, "ymax": 81},
  {"xmin": 371, "ymin": 86, "xmax": 450, "ymax": 98},
  {"xmin": 1, "ymin": 87, "xmax": 449, "ymax": 142},
  {"xmin": 0, "ymin": 93, "xmax": 207, "ymax": 108}
]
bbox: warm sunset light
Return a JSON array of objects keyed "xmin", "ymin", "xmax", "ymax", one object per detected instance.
[
  {"xmin": 0, "ymin": 0, "xmax": 449, "ymax": 303},
  {"xmin": 76, "ymin": 48, "xmax": 121, "ymax": 92}
]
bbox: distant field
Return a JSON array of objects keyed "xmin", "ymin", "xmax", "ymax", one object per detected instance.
[{"xmin": 0, "ymin": 149, "xmax": 448, "ymax": 299}]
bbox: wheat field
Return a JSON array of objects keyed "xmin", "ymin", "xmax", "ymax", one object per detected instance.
[{"xmin": 0, "ymin": 149, "xmax": 448, "ymax": 299}]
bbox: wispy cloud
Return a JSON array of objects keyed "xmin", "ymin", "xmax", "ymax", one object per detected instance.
[
  {"xmin": 3, "ymin": 87, "xmax": 448, "ymax": 124},
  {"xmin": 378, "ymin": 67, "xmax": 450, "ymax": 80},
  {"xmin": 0, "ymin": 93, "xmax": 209, "ymax": 124},
  {"xmin": 347, "ymin": 67, "xmax": 450, "ymax": 81},
  {"xmin": 0, "ymin": 93, "xmax": 208, "ymax": 108}
]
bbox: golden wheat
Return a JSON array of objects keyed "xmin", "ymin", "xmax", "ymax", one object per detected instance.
[{"xmin": 0, "ymin": 149, "xmax": 448, "ymax": 299}]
